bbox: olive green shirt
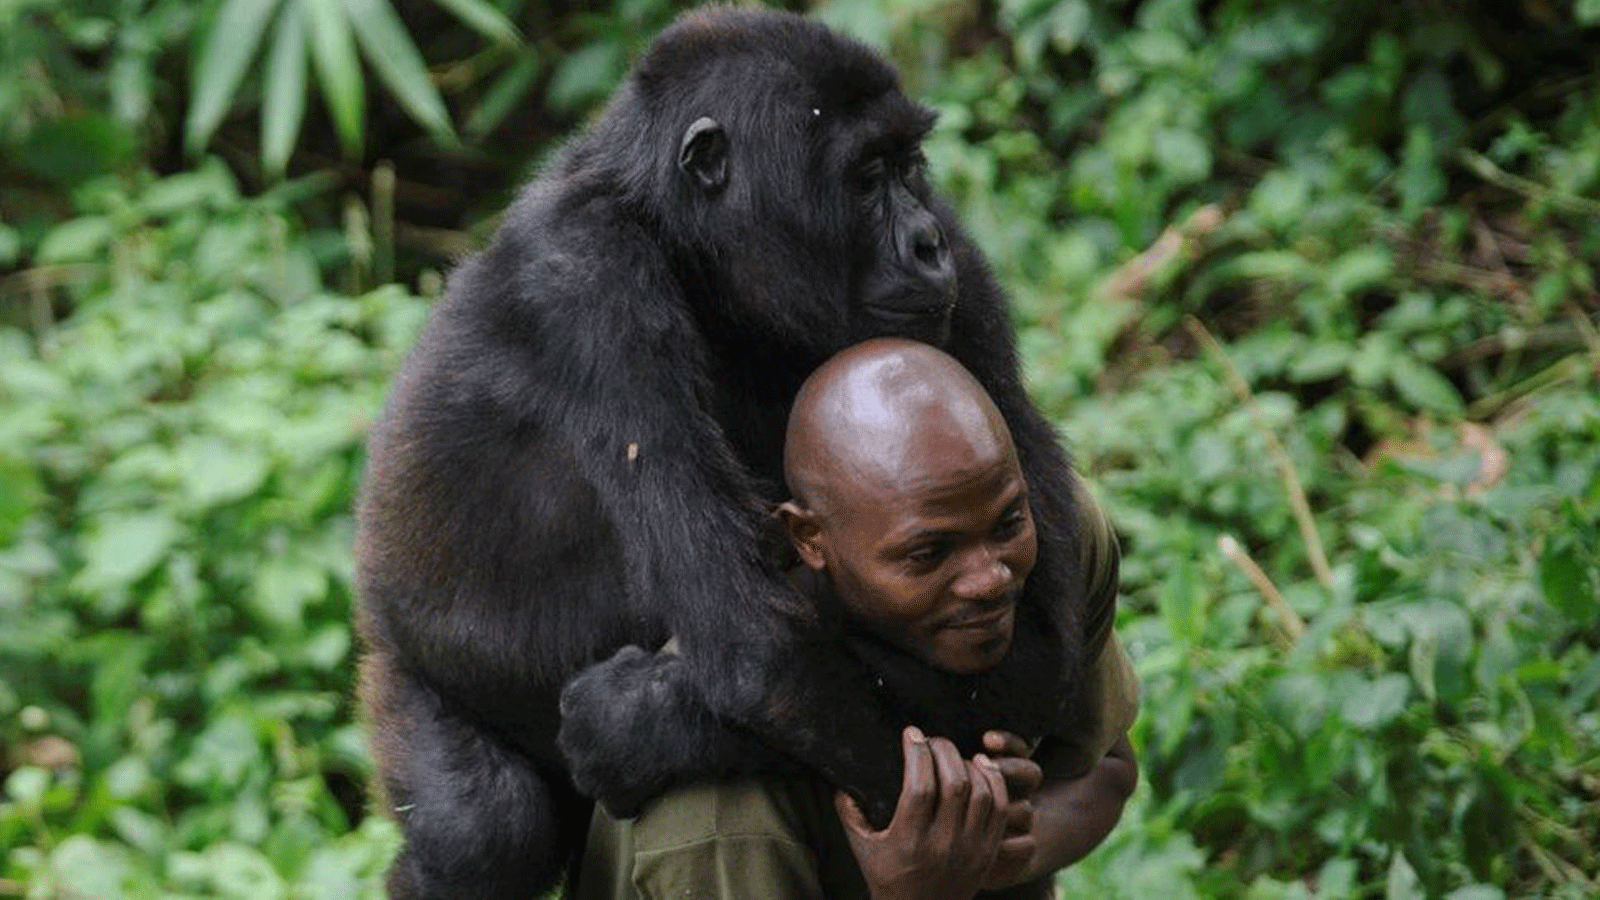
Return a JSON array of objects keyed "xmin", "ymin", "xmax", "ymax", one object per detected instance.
[{"xmin": 574, "ymin": 476, "xmax": 1137, "ymax": 900}]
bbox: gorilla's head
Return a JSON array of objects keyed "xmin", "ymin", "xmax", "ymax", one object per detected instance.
[{"xmin": 591, "ymin": 8, "xmax": 960, "ymax": 354}]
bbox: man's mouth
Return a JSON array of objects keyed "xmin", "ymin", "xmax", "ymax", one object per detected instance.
[{"xmin": 940, "ymin": 599, "xmax": 1016, "ymax": 632}]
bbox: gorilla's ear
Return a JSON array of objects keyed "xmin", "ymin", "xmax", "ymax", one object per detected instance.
[{"xmin": 679, "ymin": 117, "xmax": 728, "ymax": 192}]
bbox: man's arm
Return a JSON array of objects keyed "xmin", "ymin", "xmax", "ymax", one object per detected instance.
[
  {"xmin": 1018, "ymin": 733, "xmax": 1137, "ymax": 876},
  {"xmin": 981, "ymin": 731, "xmax": 1138, "ymax": 889}
]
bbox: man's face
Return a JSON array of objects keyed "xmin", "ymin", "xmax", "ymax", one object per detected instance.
[{"xmin": 805, "ymin": 432, "xmax": 1037, "ymax": 675}]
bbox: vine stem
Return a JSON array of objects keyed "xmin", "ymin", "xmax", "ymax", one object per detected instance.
[
  {"xmin": 1218, "ymin": 534, "xmax": 1305, "ymax": 646},
  {"xmin": 1457, "ymin": 148, "xmax": 1600, "ymax": 218},
  {"xmin": 1185, "ymin": 315, "xmax": 1335, "ymax": 593}
]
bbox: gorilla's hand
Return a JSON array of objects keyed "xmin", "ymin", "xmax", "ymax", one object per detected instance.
[
  {"xmin": 559, "ymin": 647, "xmax": 685, "ymax": 817},
  {"xmin": 559, "ymin": 646, "xmax": 789, "ymax": 818}
]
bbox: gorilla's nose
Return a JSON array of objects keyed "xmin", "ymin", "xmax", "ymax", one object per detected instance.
[{"xmin": 906, "ymin": 217, "xmax": 954, "ymax": 287}]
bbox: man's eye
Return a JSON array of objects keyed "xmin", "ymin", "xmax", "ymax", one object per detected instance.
[
  {"xmin": 994, "ymin": 512, "xmax": 1028, "ymax": 539},
  {"xmin": 906, "ymin": 544, "xmax": 946, "ymax": 566}
]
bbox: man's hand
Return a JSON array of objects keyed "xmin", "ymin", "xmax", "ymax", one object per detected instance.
[
  {"xmin": 836, "ymin": 726, "xmax": 1010, "ymax": 900},
  {"xmin": 977, "ymin": 730, "xmax": 1140, "ymax": 889},
  {"xmin": 978, "ymin": 730, "xmax": 1044, "ymax": 890}
]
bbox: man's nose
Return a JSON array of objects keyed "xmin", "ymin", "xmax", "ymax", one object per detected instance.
[{"xmin": 952, "ymin": 548, "xmax": 1013, "ymax": 602}]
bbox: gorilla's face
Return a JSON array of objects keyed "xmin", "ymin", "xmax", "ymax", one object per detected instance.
[
  {"xmin": 848, "ymin": 147, "xmax": 958, "ymax": 344},
  {"xmin": 670, "ymin": 73, "xmax": 959, "ymax": 354}
]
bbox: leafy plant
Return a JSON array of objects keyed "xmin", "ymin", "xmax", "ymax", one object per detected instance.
[
  {"xmin": 0, "ymin": 162, "xmax": 426, "ymax": 896},
  {"xmin": 184, "ymin": 0, "xmax": 520, "ymax": 174}
]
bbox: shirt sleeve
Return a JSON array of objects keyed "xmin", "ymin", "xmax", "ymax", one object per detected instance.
[
  {"xmin": 631, "ymin": 831, "xmax": 823, "ymax": 899},
  {"xmin": 580, "ymin": 778, "xmax": 833, "ymax": 900},
  {"xmin": 1032, "ymin": 473, "xmax": 1139, "ymax": 781}
]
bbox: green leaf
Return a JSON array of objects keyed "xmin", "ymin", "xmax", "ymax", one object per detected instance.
[
  {"xmin": 1397, "ymin": 125, "xmax": 1444, "ymax": 222},
  {"xmin": 41, "ymin": 837, "xmax": 135, "ymax": 900},
  {"xmin": 1152, "ymin": 128, "xmax": 1210, "ymax": 184},
  {"xmin": 1265, "ymin": 673, "xmax": 1330, "ymax": 739},
  {"xmin": 35, "ymin": 216, "xmax": 115, "ymax": 264},
  {"xmin": 140, "ymin": 165, "xmax": 238, "ymax": 216},
  {"xmin": 1250, "ymin": 169, "xmax": 1312, "ymax": 230},
  {"xmin": 1316, "ymin": 859, "xmax": 1359, "ymax": 897},
  {"xmin": 104, "ymin": 756, "xmax": 153, "ymax": 799},
  {"xmin": 1341, "ymin": 673, "xmax": 1410, "ymax": 729},
  {"xmin": 301, "ymin": 0, "xmax": 365, "ymax": 157},
  {"xmin": 11, "ymin": 113, "xmax": 134, "ymax": 187},
  {"xmin": 298, "ymin": 625, "xmax": 352, "ymax": 670},
  {"xmin": 174, "ymin": 716, "xmax": 261, "ymax": 790},
  {"xmin": 250, "ymin": 556, "xmax": 327, "ymax": 629},
  {"xmin": 262, "ymin": 0, "xmax": 308, "ymax": 177},
  {"xmin": 1349, "ymin": 333, "xmax": 1398, "ymax": 388},
  {"xmin": 1156, "ymin": 555, "xmax": 1204, "ymax": 642},
  {"xmin": 1540, "ymin": 544, "xmax": 1597, "ymax": 621},
  {"xmin": 185, "ymin": 0, "xmax": 285, "ymax": 154},
  {"xmin": 1389, "ymin": 357, "xmax": 1463, "ymax": 416},
  {"xmin": 169, "ymin": 842, "xmax": 285, "ymax": 898},
  {"xmin": 344, "ymin": 0, "xmax": 455, "ymax": 141},
  {"xmin": 0, "ymin": 222, "xmax": 19, "ymax": 266},
  {"xmin": 173, "ymin": 437, "xmax": 272, "ymax": 509},
  {"xmin": 1399, "ymin": 600, "xmax": 1473, "ymax": 704},
  {"xmin": 1443, "ymin": 887, "xmax": 1505, "ymax": 900},
  {"xmin": 6, "ymin": 766, "xmax": 50, "ymax": 805},
  {"xmin": 1045, "ymin": 0, "xmax": 1091, "ymax": 53},
  {"xmin": 548, "ymin": 40, "xmax": 626, "ymax": 113},
  {"xmin": 1385, "ymin": 851, "xmax": 1421, "ymax": 899},
  {"xmin": 465, "ymin": 54, "xmax": 540, "ymax": 140},
  {"xmin": 110, "ymin": 41, "xmax": 152, "ymax": 129},
  {"xmin": 73, "ymin": 511, "xmax": 182, "ymax": 594},
  {"xmin": 0, "ymin": 453, "xmax": 39, "ymax": 545},
  {"xmin": 1288, "ymin": 340, "xmax": 1350, "ymax": 382},
  {"xmin": 1226, "ymin": 250, "xmax": 1314, "ymax": 284},
  {"xmin": 1326, "ymin": 246, "xmax": 1393, "ymax": 300},
  {"xmin": 108, "ymin": 807, "xmax": 167, "ymax": 855},
  {"xmin": 428, "ymin": 0, "xmax": 520, "ymax": 47}
]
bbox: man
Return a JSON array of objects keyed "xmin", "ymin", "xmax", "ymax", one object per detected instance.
[{"xmin": 576, "ymin": 338, "xmax": 1138, "ymax": 899}]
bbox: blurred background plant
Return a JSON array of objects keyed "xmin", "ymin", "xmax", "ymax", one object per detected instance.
[{"xmin": 1, "ymin": 0, "xmax": 1595, "ymax": 897}]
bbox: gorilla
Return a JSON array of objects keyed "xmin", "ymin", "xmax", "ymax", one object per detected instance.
[{"xmin": 354, "ymin": 7, "xmax": 1092, "ymax": 899}]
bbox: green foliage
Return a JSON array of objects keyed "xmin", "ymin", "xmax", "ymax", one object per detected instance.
[
  {"xmin": 183, "ymin": 0, "xmax": 520, "ymax": 172},
  {"xmin": 0, "ymin": 0, "xmax": 520, "ymax": 183},
  {"xmin": 4, "ymin": 0, "xmax": 1598, "ymax": 895},
  {"xmin": 0, "ymin": 0, "xmax": 155, "ymax": 192},
  {"xmin": 0, "ymin": 163, "xmax": 424, "ymax": 895}
]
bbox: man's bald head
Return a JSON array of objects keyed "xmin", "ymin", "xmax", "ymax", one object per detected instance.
[
  {"xmin": 784, "ymin": 338, "xmax": 1015, "ymax": 515},
  {"xmin": 778, "ymin": 338, "xmax": 1035, "ymax": 674}
]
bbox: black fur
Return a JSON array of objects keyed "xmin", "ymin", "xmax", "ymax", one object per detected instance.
[{"xmin": 354, "ymin": 8, "xmax": 1090, "ymax": 898}]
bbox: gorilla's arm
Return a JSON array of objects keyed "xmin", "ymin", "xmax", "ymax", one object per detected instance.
[
  {"xmin": 556, "ymin": 213, "xmax": 1087, "ymax": 828},
  {"xmin": 471, "ymin": 203, "xmax": 920, "ymax": 815}
]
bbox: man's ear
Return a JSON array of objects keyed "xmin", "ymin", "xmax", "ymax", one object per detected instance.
[{"xmin": 777, "ymin": 500, "xmax": 826, "ymax": 570}]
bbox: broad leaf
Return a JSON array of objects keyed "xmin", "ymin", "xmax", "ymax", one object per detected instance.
[{"xmin": 73, "ymin": 510, "xmax": 181, "ymax": 595}]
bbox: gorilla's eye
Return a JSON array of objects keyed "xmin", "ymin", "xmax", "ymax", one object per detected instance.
[
  {"xmin": 851, "ymin": 157, "xmax": 888, "ymax": 194},
  {"xmin": 902, "ymin": 152, "xmax": 928, "ymax": 183}
]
